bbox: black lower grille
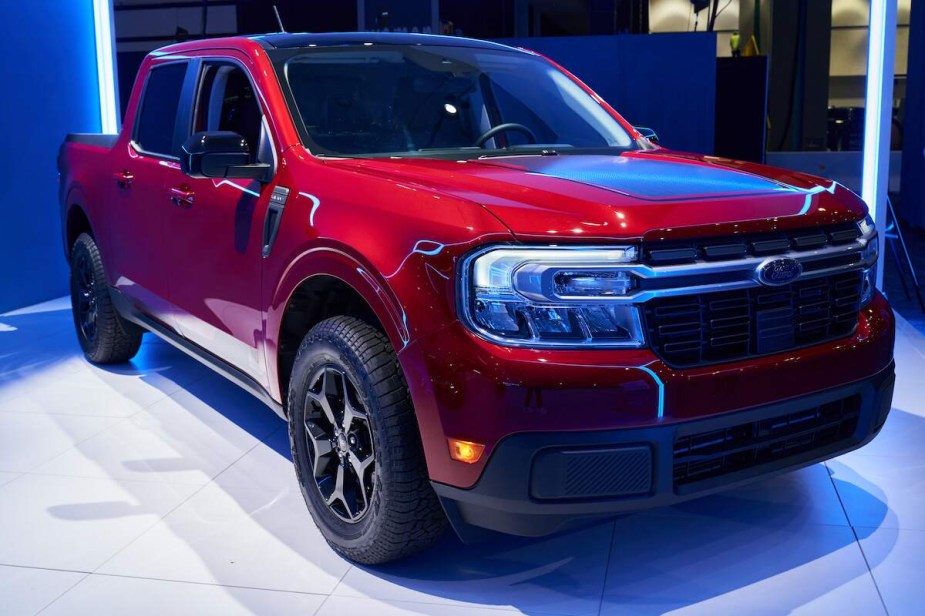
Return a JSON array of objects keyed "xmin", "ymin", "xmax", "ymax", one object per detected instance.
[
  {"xmin": 644, "ymin": 271, "xmax": 862, "ymax": 368},
  {"xmin": 673, "ymin": 394, "xmax": 861, "ymax": 487}
]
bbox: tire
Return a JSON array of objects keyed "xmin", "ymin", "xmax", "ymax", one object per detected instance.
[
  {"xmin": 69, "ymin": 233, "xmax": 143, "ymax": 364},
  {"xmin": 288, "ymin": 316, "xmax": 447, "ymax": 564}
]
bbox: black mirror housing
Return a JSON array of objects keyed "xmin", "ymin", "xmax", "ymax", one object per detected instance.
[{"xmin": 181, "ymin": 131, "xmax": 271, "ymax": 181}]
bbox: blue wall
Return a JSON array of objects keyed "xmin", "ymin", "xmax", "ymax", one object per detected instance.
[
  {"xmin": 0, "ymin": 1, "xmax": 102, "ymax": 312},
  {"xmin": 496, "ymin": 33, "xmax": 717, "ymax": 155}
]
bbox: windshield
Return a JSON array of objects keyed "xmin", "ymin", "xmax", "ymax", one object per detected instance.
[{"xmin": 278, "ymin": 44, "xmax": 635, "ymax": 158}]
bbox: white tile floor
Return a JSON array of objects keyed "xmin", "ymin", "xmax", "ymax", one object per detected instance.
[{"xmin": 0, "ymin": 297, "xmax": 922, "ymax": 616}]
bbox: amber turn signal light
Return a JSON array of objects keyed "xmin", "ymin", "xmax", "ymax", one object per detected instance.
[{"xmin": 448, "ymin": 438, "xmax": 485, "ymax": 464}]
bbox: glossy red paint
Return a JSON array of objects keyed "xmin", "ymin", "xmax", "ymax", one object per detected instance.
[
  {"xmin": 59, "ymin": 34, "xmax": 894, "ymax": 496},
  {"xmin": 402, "ymin": 292, "xmax": 894, "ymax": 488}
]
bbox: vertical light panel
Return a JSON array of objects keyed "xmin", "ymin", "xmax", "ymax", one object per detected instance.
[
  {"xmin": 861, "ymin": 0, "xmax": 897, "ymax": 288},
  {"xmin": 93, "ymin": 0, "xmax": 119, "ymax": 134}
]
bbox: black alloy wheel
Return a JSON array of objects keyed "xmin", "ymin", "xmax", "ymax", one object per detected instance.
[
  {"xmin": 72, "ymin": 248, "xmax": 99, "ymax": 345},
  {"xmin": 287, "ymin": 316, "xmax": 447, "ymax": 564},
  {"xmin": 299, "ymin": 365, "xmax": 376, "ymax": 523},
  {"xmin": 69, "ymin": 233, "xmax": 143, "ymax": 364}
]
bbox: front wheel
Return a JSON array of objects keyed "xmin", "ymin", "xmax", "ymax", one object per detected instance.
[
  {"xmin": 288, "ymin": 316, "xmax": 446, "ymax": 564},
  {"xmin": 69, "ymin": 233, "xmax": 143, "ymax": 364}
]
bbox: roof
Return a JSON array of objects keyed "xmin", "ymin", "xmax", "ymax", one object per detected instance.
[{"xmin": 250, "ymin": 31, "xmax": 524, "ymax": 53}]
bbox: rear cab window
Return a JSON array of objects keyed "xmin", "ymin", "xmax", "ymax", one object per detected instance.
[{"xmin": 133, "ymin": 62, "xmax": 188, "ymax": 157}]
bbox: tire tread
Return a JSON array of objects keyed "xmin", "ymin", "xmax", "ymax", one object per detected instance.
[
  {"xmin": 288, "ymin": 316, "xmax": 446, "ymax": 564},
  {"xmin": 70, "ymin": 233, "xmax": 142, "ymax": 364}
]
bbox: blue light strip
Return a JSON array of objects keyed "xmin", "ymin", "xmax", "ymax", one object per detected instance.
[
  {"xmin": 637, "ymin": 364, "xmax": 665, "ymax": 420},
  {"xmin": 93, "ymin": 0, "xmax": 119, "ymax": 134},
  {"xmin": 860, "ymin": 0, "xmax": 896, "ymax": 288}
]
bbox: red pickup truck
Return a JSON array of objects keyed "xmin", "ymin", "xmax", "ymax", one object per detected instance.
[{"xmin": 59, "ymin": 32, "xmax": 895, "ymax": 564}]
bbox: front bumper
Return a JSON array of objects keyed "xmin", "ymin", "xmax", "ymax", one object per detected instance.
[
  {"xmin": 399, "ymin": 293, "xmax": 895, "ymax": 490},
  {"xmin": 433, "ymin": 360, "xmax": 894, "ymax": 538}
]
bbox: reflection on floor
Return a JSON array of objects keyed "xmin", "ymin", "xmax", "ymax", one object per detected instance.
[{"xmin": 0, "ymin": 297, "xmax": 923, "ymax": 616}]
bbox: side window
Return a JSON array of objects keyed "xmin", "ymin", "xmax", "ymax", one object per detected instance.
[
  {"xmin": 135, "ymin": 63, "xmax": 187, "ymax": 156},
  {"xmin": 194, "ymin": 64, "xmax": 268, "ymax": 164}
]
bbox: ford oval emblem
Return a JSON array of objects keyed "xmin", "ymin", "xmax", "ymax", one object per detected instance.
[{"xmin": 756, "ymin": 257, "xmax": 803, "ymax": 286}]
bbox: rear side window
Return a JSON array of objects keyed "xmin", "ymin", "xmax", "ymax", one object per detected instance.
[{"xmin": 134, "ymin": 63, "xmax": 187, "ymax": 156}]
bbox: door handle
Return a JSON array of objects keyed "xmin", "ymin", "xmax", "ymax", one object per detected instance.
[
  {"xmin": 113, "ymin": 170, "xmax": 134, "ymax": 188},
  {"xmin": 169, "ymin": 186, "xmax": 195, "ymax": 207}
]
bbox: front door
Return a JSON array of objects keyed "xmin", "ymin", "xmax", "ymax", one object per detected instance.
[{"xmin": 163, "ymin": 58, "xmax": 278, "ymax": 385}]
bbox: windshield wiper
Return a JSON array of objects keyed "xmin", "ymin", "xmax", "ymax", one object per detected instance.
[{"xmin": 478, "ymin": 144, "xmax": 574, "ymax": 158}]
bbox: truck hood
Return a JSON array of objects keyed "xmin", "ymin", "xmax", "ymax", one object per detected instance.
[{"xmin": 324, "ymin": 150, "xmax": 866, "ymax": 241}]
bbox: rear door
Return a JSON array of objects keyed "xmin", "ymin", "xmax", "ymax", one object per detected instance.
[
  {"xmin": 107, "ymin": 60, "xmax": 190, "ymax": 323},
  {"xmin": 162, "ymin": 56, "xmax": 280, "ymax": 385}
]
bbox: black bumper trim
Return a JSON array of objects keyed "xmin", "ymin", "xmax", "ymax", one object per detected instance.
[{"xmin": 433, "ymin": 361, "xmax": 895, "ymax": 539}]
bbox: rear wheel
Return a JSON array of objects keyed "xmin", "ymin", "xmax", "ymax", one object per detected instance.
[
  {"xmin": 69, "ymin": 233, "xmax": 143, "ymax": 364},
  {"xmin": 288, "ymin": 316, "xmax": 446, "ymax": 564}
]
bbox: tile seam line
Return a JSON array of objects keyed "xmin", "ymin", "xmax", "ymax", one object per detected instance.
[
  {"xmin": 824, "ymin": 460, "xmax": 890, "ymax": 616},
  {"xmin": 850, "ymin": 525, "xmax": 891, "ymax": 616},
  {"xmin": 596, "ymin": 520, "xmax": 618, "ymax": 616},
  {"xmin": 34, "ymin": 571, "xmax": 91, "ymax": 615},
  {"xmin": 86, "ymin": 428, "xmax": 273, "ymax": 576},
  {"xmin": 17, "ymin": 368, "xmax": 227, "ymax": 477},
  {"xmin": 323, "ymin": 594, "xmax": 566, "ymax": 614},
  {"xmin": 208, "ymin": 422, "xmax": 288, "ymax": 485},
  {"xmin": 315, "ymin": 553, "xmax": 355, "ymax": 616},
  {"xmin": 18, "ymin": 470, "xmax": 210, "ymax": 487},
  {"xmin": 61, "ymin": 570, "xmax": 334, "ymax": 598},
  {"xmin": 0, "ymin": 562, "xmax": 331, "ymax": 600},
  {"xmin": 0, "ymin": 562, "xmax": 92, "ymax": 575},
  {"xmin": 0, "ymin": 409, "xmax": 147, "ymax": 418},
  {"xmin": 0, "ymin": 413, "xmax": 124, "ymax": 476}
]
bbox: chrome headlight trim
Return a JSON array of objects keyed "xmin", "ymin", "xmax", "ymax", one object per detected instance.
[
  {"xmin": 458, "ymin": 245, "xmax": 646, "ymax": 349},
  {"xmin": 858, "ymin": 215, "xmax": 879, "ymax": 306}
]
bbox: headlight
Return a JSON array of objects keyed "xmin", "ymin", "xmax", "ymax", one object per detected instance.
[
  {"xmin": 459, "ymin": 246, "xmax": 645, "ymax": 347},
  {"xmin": 857, "ymin": 215, "xmax": 878, "ymax": 307}
]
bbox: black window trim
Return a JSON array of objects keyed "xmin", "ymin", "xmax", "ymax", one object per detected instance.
[{"xmin": 131, "ymin": 59, "xmax": 192, "ymax": 161}]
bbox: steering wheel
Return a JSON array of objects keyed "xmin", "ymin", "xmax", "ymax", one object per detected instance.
[{"xmin": 473, "ymin": 123, "xmax": 537, "ymax": 148}]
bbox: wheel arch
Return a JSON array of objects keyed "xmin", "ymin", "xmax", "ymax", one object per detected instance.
[
  {"xmin": 268, "ymin": 247, "xmax": 411, "ymax": 407},
  {"xmin": 65, "ymin": 204, "xmax": 94, "ymax": 255},
  {"xmin": 63, "ymin": 186, "xmax": 95, "ymax": 257}
]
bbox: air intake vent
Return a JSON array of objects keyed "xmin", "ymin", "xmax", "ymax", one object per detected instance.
[{"xmin": 673, "ymin": 394, "xmax": 861, "ymax": 488}]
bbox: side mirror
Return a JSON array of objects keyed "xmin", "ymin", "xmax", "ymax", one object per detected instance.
[
  {"xmin": 181, "ymin": 131, "xmax": 271, "ymax": 181},
  {"xmin": 634, "ymin": 126, "xmax": 659, "ymax": 145}
]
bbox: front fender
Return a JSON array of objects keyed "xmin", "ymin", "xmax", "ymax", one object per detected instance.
[{"xmin": 264, "ymin": 243, "xmax": 411, "ymax": 402}]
